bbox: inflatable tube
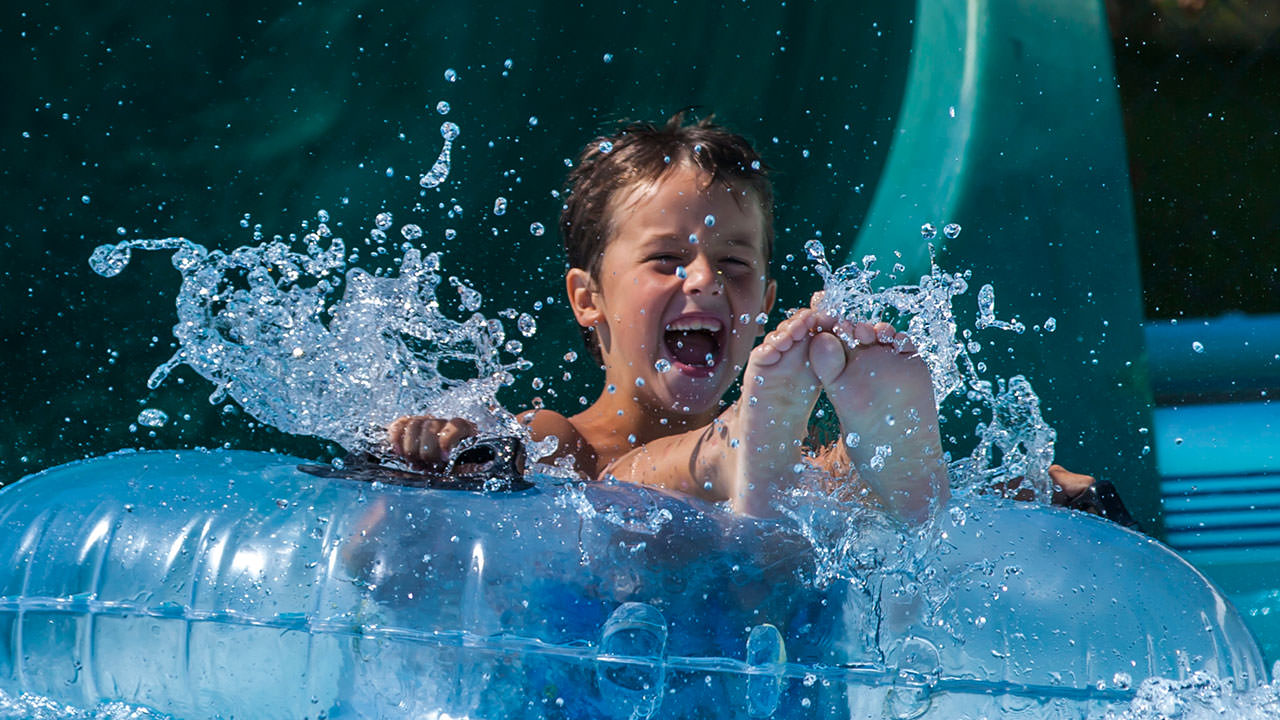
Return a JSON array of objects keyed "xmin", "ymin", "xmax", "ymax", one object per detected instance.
[{"xmin": 0, "ymin": 450, "xmax": 1264, "ymax": 719}]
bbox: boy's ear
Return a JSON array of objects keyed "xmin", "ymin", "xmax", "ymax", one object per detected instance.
[
  {"xmin": 566, "ymin": 268, "xmax": 603, "ymax": 327},
  {"xmin": 756, "ymin": 279, "xmax": 777, "ymax": 336}
]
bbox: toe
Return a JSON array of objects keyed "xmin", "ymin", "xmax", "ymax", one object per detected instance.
[
  {"xmin": 809, "ymin": 332, "xmax": 847, "ymax": 386},
  {"xmin": 853, "ymin": 322, "xmax": 878, "ymax": 345}
]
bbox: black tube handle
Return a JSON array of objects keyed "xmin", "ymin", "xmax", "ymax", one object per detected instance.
[{"xmin": 298, "ymin": 435, "xmax": 531, "ymax": 492}]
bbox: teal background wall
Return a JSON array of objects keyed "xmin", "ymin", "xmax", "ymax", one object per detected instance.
[{"xmin": 1, "ymin": 1, "xmax": 916, "ymax": 479}]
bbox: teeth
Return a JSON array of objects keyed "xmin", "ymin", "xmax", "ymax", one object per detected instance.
[{"xmin": 665, "ymin": 317, "xmax": 723, "ymax": 332}]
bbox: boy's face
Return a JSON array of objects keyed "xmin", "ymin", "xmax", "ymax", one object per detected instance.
[{"xmin": 567, "ymin": 163, "xmax": 776, "ymax": 418}]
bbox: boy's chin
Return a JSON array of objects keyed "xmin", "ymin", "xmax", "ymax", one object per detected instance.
[{"xmin": 659, "ymin": 379, "xmax": 728, "ymax": 416}]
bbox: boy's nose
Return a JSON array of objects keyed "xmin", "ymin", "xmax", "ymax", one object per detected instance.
[{"xmin": 682, "ymin": 257, "xmax": 722, "ymax": 295}]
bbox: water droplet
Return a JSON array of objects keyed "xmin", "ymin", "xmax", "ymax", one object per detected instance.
[
  {"xmin": 943, "ymin": 222, "xmax": 962, "ymax": 239},
  {"xmin": 529, "ymin": 222, "xmax": 545, "ymax": 236},
  {"xmin": 598, "ymin": 140, "xmax": 614, "ymax": 154},
  {"xmin": 920, "ymin": 223, "xmax": 937, "ymax": 240},
  {"xmin": 1174, "ymin": 437, "xmax": 1185, "ymax": 446},
  {"xmin": 116, "ymin": 226, "xmax": 127, "ymax": 236},
  {"xmin": 493, "ymin": 197, "xmax": 507, "ymax": 216},
  {"xmin": 137, "ymin": 408, "xmax": 169, "ymax": 428},
  {"xmin": 738, "ymin": 313, "xmax": 750, "ymax": 324},
  {"xmin": 420, "ymin": 123, "xmax": 460, "ymax": 189},
  {"xmin": 704, "ymin": 214, "xmax": 716, "ymax": 227},
  {"xmin": 607, "ymin": 383, "xmax": 617, "ymax": 394},
  {"xmin": 869, "ymin": 444, "xmax": 893, "ymax": 471},
  {"xmin": 654, "ymin": 358, "xmax": 671, "ymax": 373},
  {"xmin": 517, "ymin": 313, "xmax": 537, "ymax": 337},
  {"xmin": 444, "ymin": 68, "xmax": 458, "ymax": 82},
  {"xmin": 1192, "ymin": 341, "xmax": 1205, "ymax": 353},
  {"xmin": 317, "ymin": 209, "xmax": 330, "ymax": 223},
  {"xmin": 804, "ymin": 239, "xmax": 826, "ymax": 263},
  {"xmin": 1043, "ymin": 316, "xmax": 1057, "ymax": 332},
  {"xmin": 436, "ymin": 101, "xmax": 450, "ymax": 115},
  {"xmin": 687, "ymin": 233, "xmax": 699, "ymax": 244},
  {"xmin": 675, "ymin": 265, "xmax": 687, "ymax": 279},
  {"xmin": 635, "ymin": 377, "xmax": 645, "ymax": 387},
  {"xmin": 81, "ymin": 195, "xmax": 91, "ymax": 204},
  {"xmin": 444, "ymin": 228, "xmax": 457, "ymax": 240},
  {"xmin": 755, "ymin": 312, "xmax": 769, "ymax": 325},
  {"xmin": 528, "ymin": 116, "xmax": 539, "ymax": 127},
  {"xmin": 401, "ymin": 224, "xmax": 422, "ymax": 240},
  {"xmin": 89, "ymin": 244, "xmax": 131, "ymax": 277},
  {"xmin": 602, "ymin": 52, "xmax": 614, "ymax": 63},
  {"xmin": 503, "ymin": 58, "xmax": 513, "ymax": 69},
  {"xmin": 375, "ymin": 212, "xmax": 393, "ymax": 230},
  {"xmin": 844, "ymin": 432, "xmax": 860, "ymax": 448}
]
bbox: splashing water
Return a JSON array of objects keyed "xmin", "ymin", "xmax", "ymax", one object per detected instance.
[
  {"xmin": 804, "ymin": 235, "xmax": 1055, "ymax": 502},
  {"xmin": 1104, "ymin": 672, "xmax": 1280, "ymax": 719},
  {"xmin": 419, "ymin": 122, "xmax": 460, "ymax": 189},
  {"xmin": 89, "ymin": 229, "xmax": 539, "ymax": 458}
]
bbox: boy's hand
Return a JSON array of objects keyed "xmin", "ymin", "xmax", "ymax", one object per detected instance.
[
  {"xmin": 1049, "ymin": 464, "xmax": 1096, "ymax": 505},
  {"xmin": 387, "ymin": 415, "xmax": 477, "ymax": 469}
]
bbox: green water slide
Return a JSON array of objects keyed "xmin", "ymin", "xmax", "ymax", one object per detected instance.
[{"xmin": 856, "ymin": 0, "xmax": 1161, "ymax": 531}]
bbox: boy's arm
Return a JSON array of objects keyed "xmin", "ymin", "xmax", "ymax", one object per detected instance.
[{"xmin": 519, "ymin": 408, "xmax": 599, "ymax": 477}]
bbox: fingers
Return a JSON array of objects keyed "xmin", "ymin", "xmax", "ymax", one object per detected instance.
[
  {"xmin": 387, "ymin": 415, "xmax": 477, "ymax": 466},
  {"xmin": 437, "ymin": 417, "xmax": 477, "ymax": 452}
]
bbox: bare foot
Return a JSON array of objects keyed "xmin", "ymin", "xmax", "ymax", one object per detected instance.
[
  {"xmin": 729, "ymin": 309, "xmax": 825, "ymax": 516},
  {"xmin": 813, "ymin": 321, "xmax": 949, "ymax": 522}
]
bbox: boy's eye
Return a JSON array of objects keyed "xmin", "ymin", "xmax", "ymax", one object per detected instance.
[{"xmin": 648, "ymin": 254, "xmax": 684, "ymax": 265}]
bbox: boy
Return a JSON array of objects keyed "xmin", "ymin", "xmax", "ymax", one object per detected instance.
[{"xmin": 390, "ymin": 114, "xmax": 1089, "ymax": 521}]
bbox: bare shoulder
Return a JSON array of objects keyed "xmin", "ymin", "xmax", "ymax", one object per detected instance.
[
  {"xmin": 518, "ymin": 408, "xmax": 599, "ymax": 477},
  {"xmin": 519, "ymin": 408, "xmax": 577, "ymax": 438}
]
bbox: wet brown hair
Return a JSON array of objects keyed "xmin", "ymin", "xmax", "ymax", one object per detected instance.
[{"xmin": 560, "ymin": 111, "xmax": 774, "ymax": 363}]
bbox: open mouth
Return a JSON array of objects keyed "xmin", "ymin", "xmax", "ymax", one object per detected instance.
[{"xmin": 663, "ymin": 317, "xmax": 724, "ymax": 374}]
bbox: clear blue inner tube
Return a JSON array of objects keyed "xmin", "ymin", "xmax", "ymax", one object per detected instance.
[{"xmin": 0, "ymin": 449, "xmax": 1265, "ymax": 719}]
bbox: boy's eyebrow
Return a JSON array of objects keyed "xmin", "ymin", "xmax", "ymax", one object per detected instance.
[{"xmin": 640, "ymin": 232, "xmax": 764, "ymax": 251}]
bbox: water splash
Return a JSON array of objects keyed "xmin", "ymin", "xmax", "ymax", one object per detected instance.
[
  {"xmin": 1104, "ymin": 672, "xmax": 1280, "ymax": 719},
  {"xmin": 805, "ymin": 235, "xmax": 1055, "ymax": 502},
  {"xmin": 419, "ymin": 122, "xmax": 460, "ymax": 189},
  {"xmin": 0, "ymin": 689, "xmax": 169, "ymax": 720},
  {"xmin": 89, "ymin": 229, "xmax": 532, "ymax": 457}
]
